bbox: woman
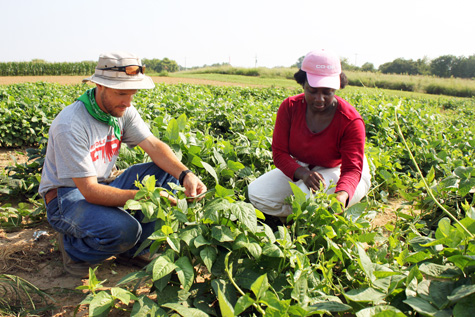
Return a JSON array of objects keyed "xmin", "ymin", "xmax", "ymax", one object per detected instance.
[{"xmin": 248, "ymin": 49, "xmax": 371, "ymax": 218}]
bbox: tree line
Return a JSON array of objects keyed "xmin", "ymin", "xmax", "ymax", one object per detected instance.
[{"xmin": 293, "ymin": 55, "xmax": 475, "ymax": 79}]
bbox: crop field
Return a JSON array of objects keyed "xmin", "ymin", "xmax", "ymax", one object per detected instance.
[{"xmin": 1, "ymin": 80, "xmax": 475, "ymax": 316}]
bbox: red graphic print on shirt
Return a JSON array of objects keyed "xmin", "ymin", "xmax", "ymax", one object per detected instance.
[{"xmin": 90, "ymin": 135, "xmax": 121, "ymax": 163}]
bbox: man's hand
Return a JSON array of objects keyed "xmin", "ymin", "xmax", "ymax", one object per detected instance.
[{"xmin": 182, "ymin": 172, "xmax": 207, "ymax": 201}]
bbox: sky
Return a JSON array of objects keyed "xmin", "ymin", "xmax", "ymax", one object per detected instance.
[{"xmin": 2, "ymin": 0, "xmax": 475, "ymax": 69}]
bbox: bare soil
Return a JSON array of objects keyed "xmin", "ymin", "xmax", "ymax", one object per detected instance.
[{"xmin": 0, "ymin": 77, "xmax": 407, "ymax": 315}]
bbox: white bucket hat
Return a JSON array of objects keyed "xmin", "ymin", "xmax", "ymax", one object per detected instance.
[{"xmin": 83, "ymin": 51, "xmax": 155, "ymax": 89}]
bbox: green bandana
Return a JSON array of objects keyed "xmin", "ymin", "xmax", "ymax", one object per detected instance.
[{"xmin": 77, "ymin": 88, "xmax": 122, "ymax": 141}]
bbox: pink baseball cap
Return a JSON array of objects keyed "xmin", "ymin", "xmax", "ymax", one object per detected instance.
[{"xmin": 301, "ymin": 49, "xmax": 341, "ymax": 89}]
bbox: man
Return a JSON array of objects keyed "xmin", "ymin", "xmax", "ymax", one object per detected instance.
[{"xmin": 39, "ymin": 52, "xmax": 207, "ymax": 277}]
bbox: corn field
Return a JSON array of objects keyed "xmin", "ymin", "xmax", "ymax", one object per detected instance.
[{"xmin": 0, "ymin": 62, "xmax": 96, "ymax": 76}]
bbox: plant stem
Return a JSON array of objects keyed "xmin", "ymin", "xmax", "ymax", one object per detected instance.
[
  {"xmin": 224, "ymin": 252, "xmax": 266, "ymax": 315},
  {"xmin": 394, "ymin": 104, "xmax": 473, "ymax": 238}
]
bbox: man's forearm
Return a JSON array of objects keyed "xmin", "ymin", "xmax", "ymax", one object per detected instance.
[{"xmin": 76, "ymin": 181, "xmax": 138, "ymax": 207}]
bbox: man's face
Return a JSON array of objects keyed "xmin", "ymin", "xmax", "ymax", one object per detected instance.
[{"xmin": 96, "ymin": 85, "xmax": 138, "ymax": 117}]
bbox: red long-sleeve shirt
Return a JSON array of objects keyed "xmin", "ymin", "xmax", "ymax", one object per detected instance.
[{"xmin": 272, "ymin": 93, "xmax": 366, "ymax": 201}]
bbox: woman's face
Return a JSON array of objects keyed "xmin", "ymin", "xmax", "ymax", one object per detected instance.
[{"xmin": 303, "ymin": 81, "xmax": 336, "ymax": 113}]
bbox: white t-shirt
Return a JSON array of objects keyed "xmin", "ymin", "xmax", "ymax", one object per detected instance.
[{"xmin": 39, "ymin": 100, "xmax": 152, "ymax": 196}]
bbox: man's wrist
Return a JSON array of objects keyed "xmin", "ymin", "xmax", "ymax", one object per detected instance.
[{"xmin": 179, "ymin": 170, "xmax": 192, "ymax": 185}]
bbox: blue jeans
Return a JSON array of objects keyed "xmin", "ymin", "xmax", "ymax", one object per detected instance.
[{"xmin": 46, "ymin": 162, "xmax": 178, "ymax": 264}]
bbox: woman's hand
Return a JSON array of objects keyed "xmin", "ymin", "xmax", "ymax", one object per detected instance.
[
  {"xmin": 335, "ymin": 190, "xmax": 349, "ymax": 207},
  {"xmin": 295, "ymin": 167, "xmax": 326, "ymax": 192}
]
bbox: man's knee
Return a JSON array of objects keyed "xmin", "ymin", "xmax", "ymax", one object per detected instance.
[{"xmin": 96, "ymin": 219, "xmax": 142, "ymax": 253}]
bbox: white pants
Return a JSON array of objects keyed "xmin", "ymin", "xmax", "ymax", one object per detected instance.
[{"xmin": 248, "ymin": 157, "xmax": 371, "ymax": 217}]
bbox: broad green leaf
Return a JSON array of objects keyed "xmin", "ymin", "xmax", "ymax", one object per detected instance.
[
  {"xmin": 457, "ymin": 217, "xmax": 475, "ymax": 235},
  {"xmin": 448, "ymin": 284, "xmax": 475, "ymax": 302},
  {"xmin": 227, "ymin": 160, "xmax": 245, "ymax": 171},
  {"xmin": 289, "ymin": 182, "xmax": 307, "ymax": 205},
  {"xmin": 262, "ymin": 244, "xmax": 284, "ymax": 257},
  {"xmin": 308, "ymin": 301, "xmax": 352, "ymax": 314},
  {"xmin": 403, "ymin": 297, "xmax": 438, "ymax": 315},
  {"xmin": 172, "ymin": 208, "xmax": 188, "ymax": 223},
  {"xmin": 419, "ymin": 263, "xmax": 462, "ymax": 278},
  {"xmin": 161, "ymin": 303, "xmax": 210, "ymax": 317},
  {"xmin": 203, "ymin": 198, "xmax": 232, "ymax": 221},
  {"xmin": 89, "ymin": 291, "xmax": 114, "ymax": 317},
  {"xmin": 396, "ymin": 248, "xmax": 409, "ymax": 266},
  {"xmin": 201, "ymin": 161, "xmax": 219, "ymax": 184},
  {"xmin": 194, "ymin": 234, "xmax": 211, "ymax": 248},
  {"xmin": 357, "ymin": 232, "xmax": 377, "ymax": 243},
  {"xmin": 180, "ymin": 227, "xmax": 202, "ymax": 246},
  {"xmin": 355, "ymin": 305, "xmax": 406, "ymax": 317},
  {"xmin": 116, "ymin": 271, "xmax": 149, "ymax": 286},
  {"xmin": 211, "ymin": 279, "xmax": 237, "ymax": 308},
  {"xmin": 453, "ymin": 293, "xmax": 475, "ymax": 317},
  {"xmin": 373, "ymin": 271, "xmax": 400, "ymax": 279},
  {"xmin": 246, "ymin": 242, "xmax": 262, "ymax": 259},
  {"xmin": 230, "ymin": 201, "xmax": 257, "ymax": 233},
  {"xmin": 260, "ymin": 291, "xmax": 285, "ymax": 311},
  {"xmin": 357, "ymin": 243, "xmax": 375, "ymax": 281},
  {"xmin": 255, "ymin": 208, "xmax": 265, "ymax": 220},
  {"xmin": 234, "ymin": 294, "xmax": 255, "ymax": 316},
  {"xmin": 327, "ymin": 237, "xmax": 344, "ymax": 263},
  {"xmin": 215, "ymin": 184, "xmax": 235, "ymax": 198},
  {"xmin": 124, "ymin": 199, "xmax": 142, "ymax": 210},
  {"xmin": 217, "ymin": 286, "xmax": 234, "ymax": 317},
  {"xmin": 161, "ymin": 225, "xmax": 174, "ymax": 236},
  {"xmin": 176, "ymin": 113, "xmax": 187, "ymax": 131},
  {"xmin": 447, "ymin": 254, "xmax": 475, "ymax": 271},
  {"xmin": 263, "ymin": 222, "xmax": 276, "ymax": 243},
  {"xmin": 142, "ymin": 201, "xmax": 157, "ymax": 220},
  {"xmin": 211, "ymin": 226, "xmax": 235, "ymax": 242},
  {"xmin": 131, "ymin": 295, "xmax": 166, "ymax": 317},
  {"xmin": 404, "ymin": 250, "xmax": 433, "ymax": 264},
  {"xmin": 459, "ymin": 178, "xmax": 475, "ymax": 197},
  {"xmin": 167, "ymin": 234, "xmax": 181, "ymax": 252},
  {"xmin": 166, "ymin": 118, "xmax": 179, "ymax": 142},
  {"xmin": 200, "ymin": 246, "xmax": 217, "ymax": 272},
  {"xmin": 177, "ymin": 198, "xmax": 188, "ymax": 214},
  {"xmin": 345, "ymin": 202, "xmax": 368, "ymax": 222},
  {"xmin": 152, "ymin": 256, "xmax": 177, "ymax": 281},
  {"xmin": 175, "ymin": 256, "xmax": 194, "ymax": 291},
  {"xmin": 291, "ymin": 275, "xmax": 309, "ymax": 305},
  {"xmin": 111, "ymin": 287, "xmax": 138, "ymax": 305},
  {"xmin": 324, "ymin": 225, "xmax": 336, "ymax": 239},
  {"xmin": 153, "ymin": 273, "xmax": 171, "ymax": 292},
  {"xmin": 144, "ymin": 175, "xmax": 156, "ymax": 192},
  {"xmin": 345, "ymin": 287, "xmax": 385, "ymax": 304},
  {"xmin": 435, "ymin": 217, "xmax": 451, "ymax": 239},
  {"xmin": 251, "ymin": 274, "xmax": 269, "ymax": 300},
  {"xmin": 426, "ymin": 166, "xmax": 436, "ymax": 183},
  {"xmin": 454, "ymin": 166, "xmax": 473, "ymax": 179}
]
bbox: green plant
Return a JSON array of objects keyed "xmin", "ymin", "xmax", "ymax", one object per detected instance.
[{"xmin": 0, "ymin": 274, "xmax": 54, "ymax": 315}]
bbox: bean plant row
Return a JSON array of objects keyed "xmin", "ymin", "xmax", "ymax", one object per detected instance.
[{"xmin": 1, "ymin": 82, "xmax": 475, "ymax": 316}]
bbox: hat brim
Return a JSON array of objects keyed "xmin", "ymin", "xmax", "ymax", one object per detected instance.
[
  {"xmin": 306, "ymin": 73, "xmax": 340, "ymax": 90},
  {"xmin": 82, "ymin": 74, "xmax": 155, "ymax": 90}
]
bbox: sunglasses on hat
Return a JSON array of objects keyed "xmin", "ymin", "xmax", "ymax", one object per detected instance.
[{"xmin": 97, "ymin": 65, "xmax": 145, "ymax": 75}]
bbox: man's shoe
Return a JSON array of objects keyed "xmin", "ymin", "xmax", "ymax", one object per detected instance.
[
  {"xmin": 116, "ymin": 252, "xmax": 159, "ymax": 268},
  {"xmin": 57, "ymin": 234, "xmax": 93, "ymax": 278}
]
